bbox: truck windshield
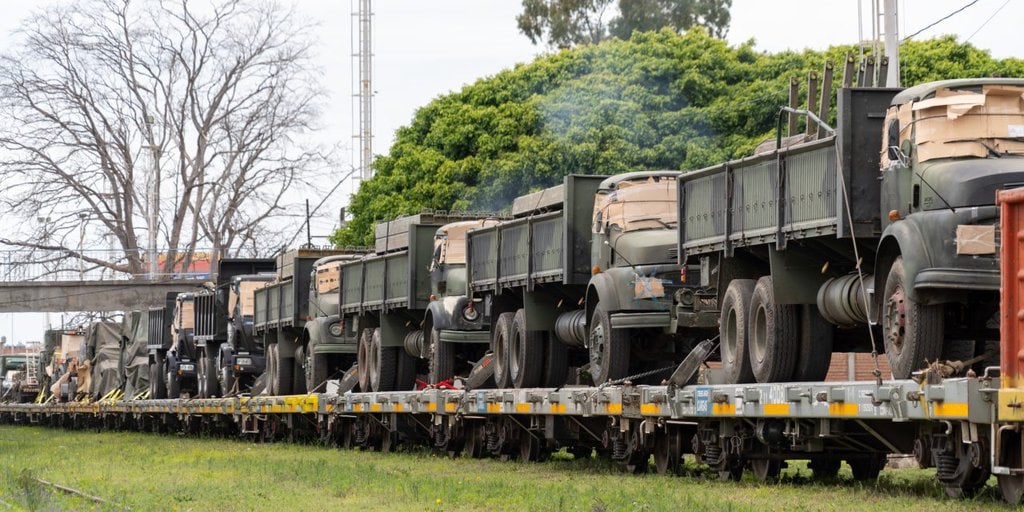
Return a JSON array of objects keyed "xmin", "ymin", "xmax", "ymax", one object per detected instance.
[
  {"xmin": 316, "ymin": 262, "xmax": 342, "ymax": 294},
  {"xmin": 434, "ymin": 219, "xmax": 500, "ymax": 267},
  {"xmin": 592, "ymin": 176, "xmax": 678, "ymax": 233},
  {"xmin": 900, "ymin": 84, "xmax": 1024, "ymax": 162}
]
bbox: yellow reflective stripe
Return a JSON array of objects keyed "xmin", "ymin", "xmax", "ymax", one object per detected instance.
[
  {"xmin": 515, "ymin": 403, "xmax": 531, "ymax": 413},
  {"xmin": 712, "ymin": 403, "xmax": 736, "ymax": 415},
  {"xmin": 606, "ymin": 403, "xmax": 622, "ymax": 415},
  {"xmin": 444, "ymin": 403, "xmax": 457, "ymax": 413},
  {"xmin": 549, "ymin": 403, "xmax": 566, "ymax": 414},
  {"xmin": 828, "ymin": 403, "xmax": 857, "ymax": 416},
  {"xmin": 763, "ymin": 403, "xmax": 790, "ymax": 416},
  {"xmin": 932, "ymin": 402, "xmax": 968, "ymax": 418},
  {"xmin": 640, "ymin": 403, "xmax": 661, "ymax": 415}
]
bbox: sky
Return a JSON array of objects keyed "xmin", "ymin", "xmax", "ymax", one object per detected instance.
[{"xmin": 0, "ymin": 0, "xmax": 1021, "ymax": 343}]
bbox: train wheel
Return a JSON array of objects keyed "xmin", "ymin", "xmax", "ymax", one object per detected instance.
[
  {"xmin": 304, "ymin": 345, "xmax": 328, "ymax": 393},
  {"xmin": 883, "ymin": 257, "xmax": 943, "ymax": 379},
  {"xmin": 357, "ymin": 329, "xmax": 372, "ymax": 391},
  {"xmin": 588, "ymin": 304, "xmax": 629, "ymax": 384},
  {"xmin": 1000, "ymin": 474, "xmax": 1024, "ymax": 505},
  {"xmin": 808, "ymin": 458, "xmax": 841, "ymax": 480},
  {"xmin": 720, "ymin": 279, "xmax": 756, "ymax": 384},
  {"xmin": 718, "ymin": 466, "xmax": 743, "ymax": 482},
  {"xmin": 428, "ymin": 328, "xmax": 454, "ymax": 384},
  {"xmin": 492, "ymin": 312, "xmax": 515, "ymax": 389},
  {"xmin": 749, "ymin": 276, "xmax": 798, "ymax": 383},
  {"xmin": 510, "ymin": 309, "xmax": 543, "ymax": 388},
  {"xmin": 653, "ymin": 428, "xmax": 682, "ymax": 475},
  {"xmin": 793, "ymin": 305, "xmax": 833, "ymax": 381},
  {"xmin": 464, "ymin": 423, "xmax": 485, "ymax": 459},
  {"xmin": 750, "ymin": 458, "xmax": 782, "ymax": 483},
  {"xmin": 848, "ymin": 455, "xmax": 885, "ymax": 481},
  {"xmin": 149, "ymin": 352, "xmax": 167, "ymax": 399}
]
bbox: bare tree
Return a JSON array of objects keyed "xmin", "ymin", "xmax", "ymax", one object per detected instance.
[{"xmin": 0, "ymin": 0, "xmax": 330, "ymax": 279}]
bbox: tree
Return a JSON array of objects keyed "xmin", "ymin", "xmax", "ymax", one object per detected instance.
[
  {"xmin": 0, "ymin": 0, "xmax": 329, "ymax": 280},
  {"xmin": 331, "ymin": 31, "xmax": 1024, "ymax": 247},
  {"xmin": 516, "ymin": 0, "xmax": 732, "ymax": 48}
]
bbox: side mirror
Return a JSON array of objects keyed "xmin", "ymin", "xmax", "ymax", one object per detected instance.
[{"xmin": 901, "ymin": 139, "xmax": 914, "ymax": 160}]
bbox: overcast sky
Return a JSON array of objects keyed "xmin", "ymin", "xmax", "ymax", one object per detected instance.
[{"xmin": 1, "ymin": 0, "xmax": 1020, "ymax": 343}]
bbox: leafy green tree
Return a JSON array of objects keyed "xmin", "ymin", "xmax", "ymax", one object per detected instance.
[
  {"xmin": 331, "ymin": 31, "xmax": 1024, "ymax": 247},
  {"xmin": 516, "ymin": 0, "xmax": 732, "ymax": 48}
]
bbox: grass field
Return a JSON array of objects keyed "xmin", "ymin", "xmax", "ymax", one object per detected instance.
[{"xmin": 0, "ymin": 425, "xmax": 1016, "ymax": 511}]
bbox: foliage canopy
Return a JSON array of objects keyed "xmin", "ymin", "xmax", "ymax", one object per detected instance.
[{"xmin": 332, "ymin": 31, "xmax": 1024, "ymax": 246}]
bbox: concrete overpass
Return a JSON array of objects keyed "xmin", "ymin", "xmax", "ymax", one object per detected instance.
[{"xmin": 0, "ymin": 279, "xmax": 207, "ymax": 312}]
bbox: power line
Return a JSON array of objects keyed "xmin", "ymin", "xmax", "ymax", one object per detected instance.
[
  {"xmin": 966, "ymin": 0, "xmax": 1010, "ymax": 43},
  {"xmin": 902, "ymin": 0, "xmax": 980, "ymax": 42}
]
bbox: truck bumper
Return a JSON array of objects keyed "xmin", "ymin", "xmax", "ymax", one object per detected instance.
[
  {"xmin": 611, "ymin": 311, "xmax": 671, "ymax": 329},
  {"xmin": 914, "ymin": 268, "xmax": 1000, "ymax": 292},
  {"xmin": 312, "ymin": 343, "xmax": 357, "ymax": 355},
  {"xmin": 440, "ymin": 330, "xmax": 490, "ymax": 344}
]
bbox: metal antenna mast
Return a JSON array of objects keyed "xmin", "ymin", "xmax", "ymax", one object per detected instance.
[
  {"xmin": 883, "ymin": 0, "xmax": 900, "ymax": 87},
  {"xmin": 352, "ymin": 0, "xmax": 374, "ymax": 184}
]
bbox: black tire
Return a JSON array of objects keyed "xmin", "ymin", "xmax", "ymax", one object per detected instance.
[
  {"xmin": 848, "ymin": 455, "xmax": 885, "ymax": 481},
  {"xmin": 510, "ymin": 309, "xmax": 544, "ymax": 388},
  {"xmin": 276, "ymin": 344, "xmax": 294, "ymax": 395},
  {"xmin": 748, "ymin": 276, "xmax": 799, "ymax": 383},
  {"xmin": 216, "ymin": 347, "xmax": 233, "ymax": 397},
  {"xmin": 719, "ymin": 279, "xmax": 757, "ymax": 384},
  {"xmin": 199, "ymin": 347, "xmax": 220, "ymax": 398},
  {"xmin": 542, "ymin": 332, "xmax": 569, "ymax": 387},
  {"xmin": 793, "ymin": 304, "xmax": 833, "ymax": 381},
  {"xmin": 267, "ymin": 343, "xmax": 279, "ymax": 395},
  {"xmin": 395, "ymin": 350, "xmax": 418, "ymax": 391},
  {"xmin": 149, "ymin": 353, "xmax": 167, "ymax": 399},
  {"xmin": 882, "ymin": 257, "xmax": 944, "ymax": 379},
  {"xmin": 428, "ymin": 328, "xmax": 454, "ymax": 384},
  {"xmin": 588, "ymin": 304, "xmax": 629, "ymax": 384},
  {"xmin": 492, "ymin": 312, "xmax": 515, "ymax": 389},
  {"xmin": 751, "ymin": 458, "xmax": 782, "ymax": 483},
  {"xmin": 305, "ymin": 345, "xmax": 329, "ymax": 393},
  {"xmin": 357, "ymin": 328, "xmax": 372, "ymax": 391},
  {"xmin": 371, "ymin": 328, "xmax": 399, "ymax": 392},
  {"xmin": 165, "ymin": 356, "xmax": 181, "ymax": 400},
  {"xmin": 292, "ymin": 345, "xmax": 307, "ymax": 394}
]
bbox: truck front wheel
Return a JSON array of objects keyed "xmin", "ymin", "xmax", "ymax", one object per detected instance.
[
  {"xmin": 149, "ymin": 352, "xmax": 167, "ymax": 399},
  {"xmin": 304, "ymin": 346, "xmax": 328, "ymax": 393},
  {"xmin": 198, "ymin": 347, "xmax": 220, "ymax": 398},
  {"xmin": 588, "ymin": 304, "xmax": 629, "ymax": 384},
  {"xmin": 883, "ymin": 257, "xmax": 943, "ymax": 379},
  {"xmin": 428, "ymin": 328, "xmax": 454, "ymax": 384},
  {"xmin": 164, "ymin": 354, "xmax": 180, "ymax": 399}
]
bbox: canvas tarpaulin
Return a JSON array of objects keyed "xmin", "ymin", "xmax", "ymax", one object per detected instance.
[
  {"xmin": 86, "ymin": 321, "xmax": 124, "ymax": 399},
  {"xmin": 121, "ymin": 311, "xmax": 150, "ymax": 398}
]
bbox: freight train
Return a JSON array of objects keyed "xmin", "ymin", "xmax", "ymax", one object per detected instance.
[{"xmin": 3, "ymin": 70, "xmax": 1024, "ymax": 503}]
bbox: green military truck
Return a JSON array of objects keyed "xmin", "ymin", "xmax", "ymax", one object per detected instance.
[
  {"xmin": 253, "ymin": 248, "xmax": 366, "ymax": 395},
  {"xmin": 146, "ymin": 292, "xmax": 179, "ymax": 399},
  {"xmin": 193, "ymin": 258, "xmax": 275, "ymax": 397},
  {"xmin": 164, "ymin": 293, "xmax": 198, "ymax": 399},
  {"xmin": 466, "ymin": 172, "xmax": 709, "ymax": 387},
  {"xmin": 340, "ymin": 213, "xmax": 497, "ymax": 391},
  {"xmin": 677, "ymin": 78, "xmax": 1024, "ymax": 381}
]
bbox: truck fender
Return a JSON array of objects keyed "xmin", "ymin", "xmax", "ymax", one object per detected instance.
[
  {"xmin": 425, "ymin": 298, "xmax": 459, "ymax": 331},
  {"xmin": 586, "ymin": 271, "xmax": 623, "ymax": 324},
  {"xmin": 875, "ymin": 219, "xmax": 932, "ymax": 304}
]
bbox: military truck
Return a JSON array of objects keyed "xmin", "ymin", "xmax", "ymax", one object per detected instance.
[
  {"xmin": 340, "ymin": 213, "xmax": 497, "ymax": 392},
  {"xmin": 253, "ymin": 248, "xmax": 367, "ymax": 395},
  {"xmin": 146, "ymin": 292, "xmax": 179, "ymax": 399},
  {"xmin": 47, "ymin": 328, "xmax": 85, "ymax": 402},
  {"xmin": 0, "ymin": 354, "xmax": 36, "ymax": 402},
  {"xmin": 193, "ymin": 258, "xmax": 275, "ymax": 397},
  {"xmin": 677, "ymin": 77, "xmax": 1024, "ymax": 381},
  {"xmin": 164, "ymin": 293, "xmax": 198, "ymax": 399},
  {"xmin": 465, "ymin": 172, "xmax": 710, "ymax": 388}
]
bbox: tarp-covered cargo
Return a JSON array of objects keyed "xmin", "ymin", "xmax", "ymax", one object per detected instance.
[
  {"xmin": 86, "ymin": 321, "xmax": 123, "ymax": 399},
  {"xmin": 121, "ymin": 311, "xmax": 150, "ymax": 398}
]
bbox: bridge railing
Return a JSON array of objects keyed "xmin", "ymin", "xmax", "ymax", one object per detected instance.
[{"xmin": 0, "ymin": 249, "xmax": 214, "ymax": 282}]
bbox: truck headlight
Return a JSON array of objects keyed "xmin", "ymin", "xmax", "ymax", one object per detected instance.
[
  {"xmin": 462, "ymin": 304, "xmax": 479, "ymax": 322},
  {"xmin": 329, "ymin": 322, "xmax": 343, "ymax": 337},
  {"xmin": 235, "ymin": 357, "xmax": 253, "ymax": 367}
]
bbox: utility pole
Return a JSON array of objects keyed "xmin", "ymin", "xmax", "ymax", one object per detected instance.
[
  {"xmin": 145, "ymin": 116, "xmax": 160, "ymax": 281},
  {"xmin": 883, "ymin": 0, "xmax": 900, "ymax": 87}
]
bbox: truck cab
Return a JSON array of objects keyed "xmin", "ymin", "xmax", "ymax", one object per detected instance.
[
  {"xmin": 877, "ymin": 78, "xmax": 1024, "ymax": 376},
  {"xmin": 586, "ymin": 170, "xmax": 689, "ymax": 383},
  {"xmin": 427, "ymin": 220, "xmax": 499, "ymax": 334},
  {"xmin": 220, "ymin": 273, "xmax": 275, "ymax": 393}
]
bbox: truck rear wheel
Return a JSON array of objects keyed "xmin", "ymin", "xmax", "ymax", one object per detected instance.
[
  {"xmin": 588, "ymin": 304, "xmax": 629, "ymax": 384},
  {"xmin": 720, "ymin": 279, "xmax": 756, "ymax": 384},
  {"xmin": 749, "ymin": 276, "xmax": 799, "ymax": 383},
  {"xmin": 542, "ymin": 332, "xmax": 569, "ymax": 387},
  {"xmin": 510, "ymin": 309, "xmax": 543, "ymax": 388},
  {"xmin": 270, "ymin": 343, "xmax": 293, "ymax": 395},
  {"xmin": 304, "ymin": 346, "xmax": 328, "ymax": 393},
  {"xmin": 793, "ymin": 305, "xmax": 833, "ymax": 381},
  {"xmin": 883, "ymin": 257, "xmax": 943, "ymax": 379},
  {"xmin": 357, "ymin": 328, "xmax": 372, "ymax": 391},
  {"xmin": 370, "ymin": 328, "xmax": 399, "ymax": 392},
  {"xmin": 428, "ymin": 328, "xmax": 454, "ymax": 384},
  {"xmin": 492, "ymin": 313, "xmax": 515, "ymax": 389},
  {"xmin": 267, "ymin": 344, "xmax": 279, "ymax": 395},
  {"xmin": 149, "ymin": 352, "xmax": 167, "ymax": 400}
]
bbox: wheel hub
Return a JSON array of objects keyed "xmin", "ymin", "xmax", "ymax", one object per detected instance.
[
  {"xmin": 589, "ymin": 324, "xmax": 605, "ymax": 379},
  {"xmin": 885, "ymin": 286, "xmax": 907, "ymax": 354}
]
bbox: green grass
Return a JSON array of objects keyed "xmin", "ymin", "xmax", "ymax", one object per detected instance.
[{"xmin": 0, "ymin": 425, "xmax": 1015, "ymax": 511}]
